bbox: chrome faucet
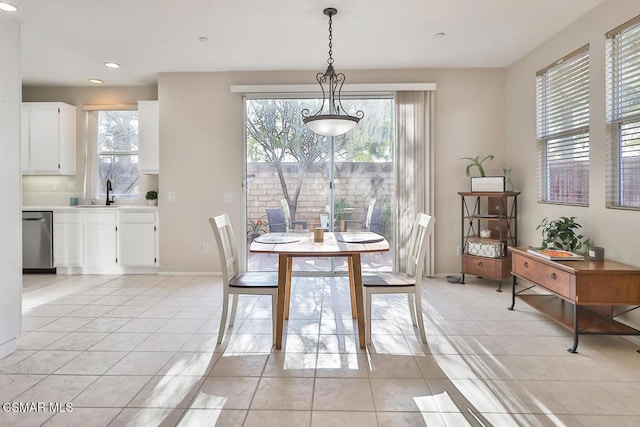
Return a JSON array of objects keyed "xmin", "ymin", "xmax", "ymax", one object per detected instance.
[{"xmin": 106, "ymin": 179, "xmax": 114, "ymax": 205}]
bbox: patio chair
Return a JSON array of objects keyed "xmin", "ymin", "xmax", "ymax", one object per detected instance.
[
  {"xmin": 344, "ymin": 199, "xmax": 383, "ymax": 234},
  {"xmin": 362, "ymin": 212, "xmax": 435, "ymax": 344},
  {"xmin": 209, "ymin": 214, "xmax": 278, "ymax": 344},
  {"xmin": 265, "ymin": 208, "xmax": 286, "ymax": 232}
]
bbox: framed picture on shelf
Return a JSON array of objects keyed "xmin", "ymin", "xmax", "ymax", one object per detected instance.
[{"xmin": 471, "ymin": 176, "xmax": 505, "ymax": 192}]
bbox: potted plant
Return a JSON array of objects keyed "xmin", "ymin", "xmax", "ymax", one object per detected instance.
[
  {"xmin": 460, "ymin": 154, "xmax": 494, "ymax": 177},
  {"xmin": 145, "ymin": 190, "xmax": 158, "ymax": 206},
  {"xmin": 536, "ymin": 216, "xmax": 590, "ymax": 254},
  {"xmin": 334, "ymin": 197, "xmax": 351, "ymax": 231},
  {"xmin": 247, "ymin": 216, "xmax": 267, "ymax": 241}
]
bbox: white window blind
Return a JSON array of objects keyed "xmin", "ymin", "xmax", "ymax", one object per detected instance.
[
  {"xmin": 536, "ymin": 46, "xmax": 590, "ymax": 205},
  {"xmin": 606, "ymin": 15, "xmax": 640, "ymax": 209}
]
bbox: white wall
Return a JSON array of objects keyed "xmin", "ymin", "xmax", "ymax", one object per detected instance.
[
  {"xmin": 0, "ymin": 12, "xmax": 23, "ymax": 358},
  {"xmin": 158, "ymin": 68, "xmax": 506, "ymax": 274},
  {"xmin": 506, "ymin": 0, "xmax": 640, "ymax": 327}
]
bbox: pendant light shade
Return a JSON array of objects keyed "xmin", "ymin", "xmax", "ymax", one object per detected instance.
[{"xmin": 302, "ymin": 8, "xmax": 363, "ymax": 137}]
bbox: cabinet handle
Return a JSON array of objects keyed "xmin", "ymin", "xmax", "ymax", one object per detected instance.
[
  {"xmin": 478, "ymin": 261, "xmax": 483, "ymax": 267},
  {"xmin": 551, "ymin": 272, "xmax": 557, "ymax": 280},
  {"xmin": 524, "ymin": 261, "xmax": 529, "ymax": 268}
]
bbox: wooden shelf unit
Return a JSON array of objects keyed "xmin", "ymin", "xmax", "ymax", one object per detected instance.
[{"xmin": 459, "ymin": 191, "xmax": 520, "ymax": 291}]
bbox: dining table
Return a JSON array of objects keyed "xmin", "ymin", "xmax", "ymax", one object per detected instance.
[{"xmin": 249, "ymin": 231, "xmax": 390, "ymax": 349}]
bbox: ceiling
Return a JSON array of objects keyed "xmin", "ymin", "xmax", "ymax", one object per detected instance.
[{"xmin": 14, "ymin": 0, "xmax": 604, "ymax": 87}]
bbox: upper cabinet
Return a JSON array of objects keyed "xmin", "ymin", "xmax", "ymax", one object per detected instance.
[
  {"xmin": 21, "ymin": 102, "xmax": 76, "ymax": 175},
  {"xmin": 138, "ymin": 100, "xmax": 159, "ymax": 174}
]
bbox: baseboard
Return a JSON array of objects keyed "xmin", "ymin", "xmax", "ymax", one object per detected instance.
[{"xmin": 158, "ymin": 271, "xmax": 220, "ymax": 276}]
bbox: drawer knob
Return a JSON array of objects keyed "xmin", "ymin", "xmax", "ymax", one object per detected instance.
[
  {"xmin": 524, "ymin": 261, "xmax": 529, "ymax": 268},
  {"xmin": 478, "ymin": 262, "xmax": 483, "ymax": 267},
  {"xmin": 551, "ymin": 272, "xmax": 557, "ymax": 280}
]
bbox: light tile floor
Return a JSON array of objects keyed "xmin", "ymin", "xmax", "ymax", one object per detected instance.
[{"xmin": 1, "ymin": 274, "xmax": 639, "ymax": 426}]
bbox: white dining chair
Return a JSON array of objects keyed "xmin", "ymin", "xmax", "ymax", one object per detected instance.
[
  {"xmin": 362, "ymin": 212, "xmax": 435, "ymax": 344},
  {"xmin": 209, "ymin": 214, "xmax": 279, "ymax": 344}
]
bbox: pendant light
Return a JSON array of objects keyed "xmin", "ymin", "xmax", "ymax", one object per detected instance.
[{"xmin": 302, "ymin": 7, "xmax": 363, "ymax": 137}]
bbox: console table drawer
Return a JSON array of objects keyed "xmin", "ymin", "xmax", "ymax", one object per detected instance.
[
  {"xmin": 513, "ymin": 253, "xmax": 572, "ymax": 298},
  {"xmin": 463, "ymin": 255, "xmax": 497, "ymax": 277}
]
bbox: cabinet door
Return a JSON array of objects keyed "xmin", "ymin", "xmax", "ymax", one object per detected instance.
[
  {"xmin": 138, "ymin": 100, "xmax": 159, "ymax": 174},
  {"xmin": 20, "ymin": 104, "xmax": 30, "ymax": 173},
  {"xmin": 118, "ymin": 223, "xmax": 156, "ymax": 267},
  {"xmin": 118, "ymin": 212, "xmax": 157, "ymax": 267},
  {"xmin": 28, "ymin": 103, "xmax": 60, "ymax": 173},
  {"xmin": 57, "ymin": 103, "xmax": 76, "ymax": 175},
  {"xmin": 84, "ymin": 212, "xmax": 117, "ymax": 267},
  {"xmin": 53, "ymin": 212, "xmax": 83, "ymax": 267}
]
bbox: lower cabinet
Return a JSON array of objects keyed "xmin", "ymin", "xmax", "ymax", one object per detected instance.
[
  {"xmin": 118, "ymin": 212, "xmax": 157, "ymax": 267},
  {"xmin": 84, "ymin": 212, "xmax": 117, "ymax": 268},
  {"xmin": 54, "ymin": 208, "xmax": 158, "ymax": 273},
  {"xmin": 54, "ymin": 212, "xmax": 84, "ymax": 267}
]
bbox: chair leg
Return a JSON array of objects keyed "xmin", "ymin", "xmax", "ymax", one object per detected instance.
[
  {"xmin": 217, "ymin": 291, "xmax": 230, "ymax": 344},
  {"xmin": 271, "ymin": 293, "xmax": 278, "ymax": 346},
  {"xmin": 365, "ymin": 289, "xmax": 372, "ymax": 344},
  {"xmin": 414, "ymin": 291, "xmax": 427, "ymax": 343},
  {"xmin": 229, "ymin": 294, "xmax": 239, "ymax": 327},
  {"xmin": 408, "ymin": 293, "xmax": 417, "ymax": 326}
]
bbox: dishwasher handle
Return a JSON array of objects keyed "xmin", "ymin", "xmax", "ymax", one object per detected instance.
[{"xmin": 23, "ymin": 217, "xmax": 46, "ymax": 221}]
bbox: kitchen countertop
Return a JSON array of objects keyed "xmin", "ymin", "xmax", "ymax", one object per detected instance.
[{"xmin": 22, "ymin": 205, "xmax": 159, "ymax": 212}]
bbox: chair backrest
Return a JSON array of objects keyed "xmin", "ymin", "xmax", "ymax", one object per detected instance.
[
  {"xmin": 404, "ymin": 213, "xmax": 436, "ymax": 282},
  {"xmin": 266, "ymin": 208, "xmax": 286, "ymax": 232},
  {"xmin": 364, "ymin": 199, "xmax": 377, "ymax": 229},
  {"xmin": 368, "ymin": 207, "xmax": 384, "ymax": 234},
  {"xmin": 280, "ymin": 199, "xmax": 292, "ymax": 232},
  {"xmin": 209, "ymin": 214, "xmax": 240, "ymax": 287}
]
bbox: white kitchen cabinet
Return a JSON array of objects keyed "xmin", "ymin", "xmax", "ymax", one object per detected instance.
[
  {"xmin": 118, "ymin": 211, "xmax": 157, "ymax": 267},
  {"xmin": 138, "ymin": 100, "xmax": 159, "ymax": 174},
  {"xmin": 53, "ymin": 212, "xmax": 83, "ymax": 267},
  {"xmin": 84, "ymin": 211, "xmax": 117, "ymax": 268},
  {"xmin": 21, "ymin": 102, "xmax": 76, "ymax": 175}
]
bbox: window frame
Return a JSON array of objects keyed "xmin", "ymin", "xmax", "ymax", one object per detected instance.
[
  {"xmin": 536, "ymin": 45, "xmax": 590, "ymax": 206},
  {"xmin": 606, "ymin": 15, "xmax": 640, "ymax": 210}
]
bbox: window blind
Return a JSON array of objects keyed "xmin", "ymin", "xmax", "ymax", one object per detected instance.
[
  {"xmin": 536, "ymin": 46, "xmax": 590, "ymax": 205},
  {"xmin": 606, "ymin": 15, "xmax": 640, "ymax": 208}
]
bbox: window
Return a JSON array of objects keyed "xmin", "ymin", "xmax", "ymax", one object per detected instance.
[
  {"xmin": 95, "ymin": 110, "xmax": 139, "ymax": 198},
  {"xmin": 606, "ymin": 16, "xmax": 640, "ymax": 209},
  {"xmin": 536, "ymin": 46, "xmax": 590, "ymax": 205}
]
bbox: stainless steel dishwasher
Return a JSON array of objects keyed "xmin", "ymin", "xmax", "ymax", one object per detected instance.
[{"xmin": 22, "ymin": 211, "xmax": 56, "ymax": 273}]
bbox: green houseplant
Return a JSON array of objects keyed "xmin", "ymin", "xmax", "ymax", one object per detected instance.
[
  {"xmin": 460, "ymin": 154, "xmax": 494, "ymax": 177},
  {"xmin": 247, "ymin": 216, "xmax": 267, "ymax": 240},
  {"xmin": 536, "ymin": 216, "xmax": 590, "ymax": 253},
  {"xmin": 145, "ymin": 190, "xmax": 158, "ymax": 206}
]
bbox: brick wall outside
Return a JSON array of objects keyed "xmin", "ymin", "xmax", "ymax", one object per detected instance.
[{"xmin": 246, "ymin": 162, "xmax": 393, "ymax": 235}]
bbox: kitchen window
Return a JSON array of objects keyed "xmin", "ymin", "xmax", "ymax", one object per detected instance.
[
  {"xmin": 606, "ymin": 15, "xmax": 640, "ymax": 209},
  {"xmin": 536, "ymin": 45, "xmax": 590, "ymax": 205},
  {"xmin": 85, "ymin": 107, "xmax": 140, "ymax": 200}
]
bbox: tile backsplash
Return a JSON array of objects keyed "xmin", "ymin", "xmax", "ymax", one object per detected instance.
[{"xmin": 22, "ymin": 175, "xmax": 158, "ymax": 206}]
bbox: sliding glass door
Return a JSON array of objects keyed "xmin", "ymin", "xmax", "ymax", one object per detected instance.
[{"xmin": 245, "ymin": 96, "xmax": 394, "ymax": 273}]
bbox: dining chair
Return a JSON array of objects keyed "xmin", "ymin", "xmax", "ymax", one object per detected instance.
[
  {"xmin": 344, "ymin": 198, "xmax": 378, "ymax": 232},
  {"xmin": 362, "ymin": 212, "xmax": 435, "ymax": 343},
  {"xmin": 209, "ymin": 214, "xmax": 279, "ymax": 344}
]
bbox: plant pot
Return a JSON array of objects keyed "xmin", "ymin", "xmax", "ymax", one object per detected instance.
[
  {"xmin": 147, "ymin": 199, "xmax": 157, "ymax": 206},
  {"xmin": 250, "ymin": 233, "xmax": 260, "ymax": 241}
]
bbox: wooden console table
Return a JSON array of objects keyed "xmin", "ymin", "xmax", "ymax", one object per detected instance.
[{"xmin": 508, "ymin": 247, "xmax": 640, "ymax": 353}]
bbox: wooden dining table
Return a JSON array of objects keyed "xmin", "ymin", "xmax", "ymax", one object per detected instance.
[{"xmin": 249, "ymin": 231, "xmax": 390, "ymax": 349}]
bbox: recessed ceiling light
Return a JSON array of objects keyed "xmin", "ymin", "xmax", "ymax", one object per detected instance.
[
  {"xmin": 198, "ymin": 36, "xmax": 209, "ymax": 42},
  {"xmin": 104, "ymin": 62, "xmax": 120, "ymax": 69},
  {"xmin": 89, "ymin": 79, "xmax": 104, "ymax": 84},
  {"xmin": 435, "ymin": 32, "xmax": 446, "ymax": 38},
  {"xmin": 0, "ymin": 2, "xmax": 18, "ymax": 12}
]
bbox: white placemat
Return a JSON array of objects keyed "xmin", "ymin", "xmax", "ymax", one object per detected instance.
[
  {"xmin": 253, "ymin": 234, "xmax": 302, "ymax": 244},
  {"xmin": 335, "ymin": 232, "xmax": 384, "ymax": 244}
]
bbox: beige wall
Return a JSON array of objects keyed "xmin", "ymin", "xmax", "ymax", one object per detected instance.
[
  {"xmin": 22, "ymin": 86, "xmax": 158, "ymax": 205},
  {"xmin": 506, "ymin": 0, "xmax": 640, "ymax": 328},
  {"xmin": 158, "ymin": 68, "xmax": 506, "ymax": 273}
]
